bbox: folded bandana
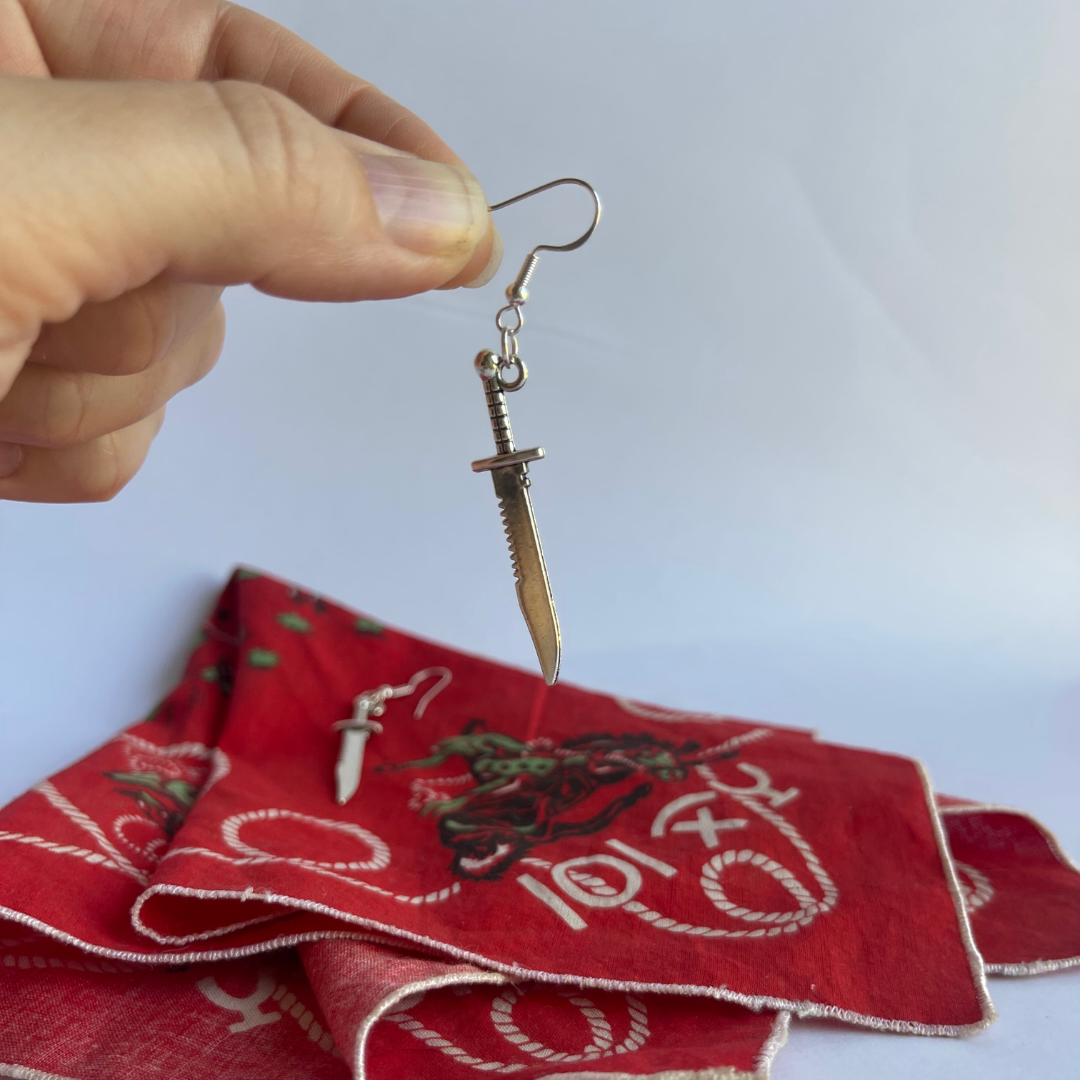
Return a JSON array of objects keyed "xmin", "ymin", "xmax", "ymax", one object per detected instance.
[{"xmin": 1, "ymin": 569, "xmax": 1076, "ymax": 1080}]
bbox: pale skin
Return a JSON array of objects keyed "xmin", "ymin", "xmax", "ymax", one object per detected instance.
[{"xmin": 0, "ymin": 0, "xmax": 502, "ymax": 502}]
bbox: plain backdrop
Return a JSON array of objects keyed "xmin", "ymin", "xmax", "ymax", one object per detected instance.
[{"xmin": 2, "ymin": 1, "xmax": 1079, "ymax": 1074}]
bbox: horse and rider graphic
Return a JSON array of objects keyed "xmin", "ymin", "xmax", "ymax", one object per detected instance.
[{"xmin": 379, "ymin": 720, "xmax": 742, "ymax": 881}]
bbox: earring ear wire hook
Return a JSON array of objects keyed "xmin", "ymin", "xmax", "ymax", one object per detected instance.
[
  {"xmin": 489, "ymin": 177, "xmax": 601, "ymax": 253},
  {"xmin": 488, "ymin": 178, "xmax": 601, "ymax": 298},
  {"xmin": 401, "ymin": 666, "xmax": 453, "ymax": 720}
]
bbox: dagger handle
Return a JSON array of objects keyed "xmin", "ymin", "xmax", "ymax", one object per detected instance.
[
  {"xmin": 475, "ymin": 350, "xmax": 517, "ymax": 456},
  {"xmin": 484, "ymin": 376, "xmax": 516, "ymax": 456}
]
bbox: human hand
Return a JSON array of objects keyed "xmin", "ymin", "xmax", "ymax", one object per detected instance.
[{"xmin": 0, "ymin": 0, "xmax": 501, "ymax": 502}]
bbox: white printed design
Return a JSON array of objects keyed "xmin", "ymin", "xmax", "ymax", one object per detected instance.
[
  {"xmin": 612, "ymin": 697, "xmax": 730, "ymax": 723},
  {"xmin": 553, "ymin": 856, "xmax": 643, "ymax": 909},
  {"xmin": 384, "ymin": 987, "xmax": 649, "ymax": 1074},
  {"xmin": 197, "ymin": 970, "xmax": 282, "ymax": 1033},
  {"xmin": 222, "ymin": 809, "xmax": 391, "ymax": 873},
  {"xmin": 197, "ymin": 969, "xmax": 336, "ymax": 1053},
  {"xmin": 491, "ymin": 987, "xmax": 650, "ymax": 1061},
  {"xmin": 516, "ymin": 749, "xmax": 839, "ymax": 941},
  {"xmin": 0, "ymin": 823, "xmax": 144, "ymax": 882},
  {"xmin": 22, "ymin": 780, "xmax": 149, "ymax": 884},
  {"xmin": 166, "ymin": 808, "xmax": 461, "ymax": 907},
  {"xmin": 955, "ymin": 862, "xmax": 994, "ymax": 913},
  {"xmin": 112, "ymin": 815, "xmax": 170, "ymax": 865},
  {"xmin": 0, "ymin": 737, "xmax": 227, "ymax": 883},
  {"xmin": 2, "ymin": 950, "xmax": 133, "ymax": 974},
  {"xmin": 408, "ymin": 773, "xmax": 475, "ymax": 814},
  {"xmin": 105, "ymin": 737, "xmax": 228, "ymax": 872},
  {"xmin": 119, "ymin": 735, "xmax": 226, "ymax": 787},
  {"xmin": 700, "ymin": 850, "xmax": 821, "ymax": 929}
]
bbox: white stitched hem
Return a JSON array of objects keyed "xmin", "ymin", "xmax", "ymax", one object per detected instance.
[
  {"xmin": 939, "ymin": 801, "xmax": 1080, "ymax": 978},
  {"xmin": 914, "ymin": 762, "xmax": 996, "ymax": 1035},
  {"xmin": 986, "ymin": 957, "xmax": 1080, "ymax": 976},
  {"xmin": 534, "ymin": 1069, "xmax": 760, "ymax": 1080},
  {"xmin": 353, "ymin": 971, "xmax": 509, "ymax": 1080},
  {"xmin": 1, "ymin": 1066, "xmax": 82, "ymax": 1080},
  {"xmin": 754, "ymin": 1011, "xmax": 791, "ymax": 1076},
  {"xmin": 118, "ymin": 879, "xmax": 995, "ymax": 1036},
  {"xmin": 0, "ymin": 902, "xmax": 391, "ymax": 964},
  {"xmin": 937, "ymin": 802, "xmax": 1080, "ymax": 873}
]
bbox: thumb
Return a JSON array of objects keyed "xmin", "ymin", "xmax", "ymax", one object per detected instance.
[{"xmin": 0, "ymin": 75, "xmax": 492, "ymax": 346}]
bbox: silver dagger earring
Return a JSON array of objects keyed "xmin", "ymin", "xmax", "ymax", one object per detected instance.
[
  {"xmin": 333, "ymin": 666, "xmax": 452, "ymax": 805},
  {"xmin": 474, "ymin": 178, "xmax": 601, "ymax": 687}
]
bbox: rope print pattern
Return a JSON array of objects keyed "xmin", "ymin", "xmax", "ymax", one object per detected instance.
[{"xmin": 383, "ymin": 988, "xmax": 650, "ymax": 1074}]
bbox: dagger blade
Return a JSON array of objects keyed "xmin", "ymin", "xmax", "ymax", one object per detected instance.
[
  {"xmin": 335, "ymin": 727, "xmax": 370, "ymax": 806},
  {"xmin": 491, "ymin": 465, "xmax": 561, "ymax": 686}
]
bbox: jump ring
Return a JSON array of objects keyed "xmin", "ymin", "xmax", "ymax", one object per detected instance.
[
  {"xmin": 498, "ymin": 356, "xmax": 528, "ymax": 391},
  {"xmin": 495, "ymin": 304, "xmax": 524, "ymax": 334}
]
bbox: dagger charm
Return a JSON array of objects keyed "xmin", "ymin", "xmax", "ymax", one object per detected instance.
[
  {"xmin": 472, "ymin": 350, "xmax": 561, "ymax": 686},
  {"xmin": 474, "ymin": 177, "xmax": 601, "ymax": 686},
  {"xmin": 332, "ymin": 667, "xmax": 453, "ymax": 806},
  {"xmin": 333, "ymin": 693, "xmax": 384, "ymax": 806}
]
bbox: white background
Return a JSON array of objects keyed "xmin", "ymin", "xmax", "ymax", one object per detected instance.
[{"xmin": 2, "ymin": 1, "xmax": 1079, "ymax": 1074}]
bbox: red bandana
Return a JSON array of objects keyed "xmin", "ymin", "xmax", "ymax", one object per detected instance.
[{"xmin": 1, "ymin": 569, "xmax": 1076, "ymax": 1079}]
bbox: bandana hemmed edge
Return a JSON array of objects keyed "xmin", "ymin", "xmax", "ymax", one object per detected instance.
[
  {"xmin": 534, "ymin": 1069, "xmax": 759, "ymax": 1080},
  {"xmin": 915, "ymin": 762, "xmax": 996, "ymax": 1032},
  {"xmin": 936, "ymin": 802, "xmax": 1080, "ymax": 873},
  {"xmin": 0, "ymin": 946, "xmax": 788, "ymax": 1080},
  {"xmin": 126, "ymin": 881, "xmax": 994, "ymax": 1037},
  {"xmin": 611, "ymin": 697, "xmax": 816, "ymax": 739},
  {"xmin": 938, "ymin": 801, "xmax": 1080, "ymax": 978},
  {"xmin": 753, "ymin": 1011, "xmax": 791, "ymax": 1077},
  {"xmin": 351, "ymin": 970, "xmax": 510, "ymax": 1080},
  {"xmin": 986, "ymin": 957, "xmax": 1080, "ymax": 976},
  {"xmin": 0, "ymin": 903, "xmax": 391, "ymax": 965},
  {"xmin": 0, "ymin": 1066, "xmax": 80, "ymax": 1080},
  {"xmin": 356, "ymin": 989, "xmax": 790, "ymax": 1080}
]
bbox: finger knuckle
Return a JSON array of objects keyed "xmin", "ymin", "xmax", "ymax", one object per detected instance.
[
  {"xmin": 80, "ymin": 432, "xmax": 137, "ymax": 503},
  {"xmin": 110, "ymin": 289, "xmax": 173, "ymax": 375},
  {"xmin": 189, "ymin": 303, "xmax": 226, "ymax": 386},
  {"xmin": 210, "ymin": 81, "xmax": 323, "ymax": 222},
  {"xmin": 39, "ymin": 370, "xmax": 93, "ymax": 448}
]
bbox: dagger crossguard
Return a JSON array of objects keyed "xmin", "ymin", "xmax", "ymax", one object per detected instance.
[{"xmin": 471, "ymin": 350, "xmax": 545, "ymax": 475}]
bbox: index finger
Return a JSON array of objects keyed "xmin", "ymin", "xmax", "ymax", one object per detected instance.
[
  {"xmin": 16, "ymin": 0, "xmax": 498, "ymax": 286},
  {"xmin": 18, "ymin": 0, "xmax": 461, "ymax": 163}
]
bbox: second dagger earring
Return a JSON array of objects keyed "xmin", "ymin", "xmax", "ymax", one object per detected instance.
[{"xmin": 472, "ymin": 178, "xmax": 602, "ymax": 686}]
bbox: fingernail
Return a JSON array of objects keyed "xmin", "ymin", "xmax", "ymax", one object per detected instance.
[
  {"xmin": 359, "ymin": 154, "xmax": 488, "ymax": 258},
  {"xmin": 0, "ymin": 442, "xmax": 23, "ymax": 478},
  {"xmin": 463, "ymin": 228, "xmax": 504, "ymax": 289}
]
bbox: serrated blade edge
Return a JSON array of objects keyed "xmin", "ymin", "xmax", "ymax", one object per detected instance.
[{"xmin": 491, "ymin": 467, "xmax": 561, "ymax": 685}]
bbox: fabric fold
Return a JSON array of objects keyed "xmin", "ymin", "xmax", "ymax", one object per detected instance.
[{"xmin": 1, "ymin": 568, "xmax": 1076, "ymax": 1080}]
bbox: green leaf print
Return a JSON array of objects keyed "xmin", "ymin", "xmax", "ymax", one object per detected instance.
[
  {"xmin": 276, "ymin": 612, "xmax": 312, "ymax": 634},
  {"xmin": 247, "ymin": 648, "xmax": 280, "ymax": 669},
  {"xmin": 354, "ymin": 617, "xmax": 384, "ymax": 635}
]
